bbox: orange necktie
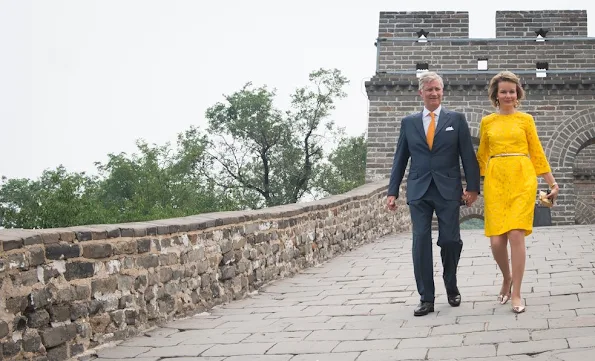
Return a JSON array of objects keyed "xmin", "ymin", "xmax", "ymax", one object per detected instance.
[{"xmin": 427, "ymin": 112, "xmax": 436, "ymax": 149}]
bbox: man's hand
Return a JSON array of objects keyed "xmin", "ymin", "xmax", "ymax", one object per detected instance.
[
  {"xmin": 462, "ymin": 191, "xmax": 478, "ymax": 206},
  {"xmin": 387, "ymin": 196, "xmax": 397, "ymax": 211}
]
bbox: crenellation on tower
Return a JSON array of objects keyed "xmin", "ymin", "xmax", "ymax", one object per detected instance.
[
  {"xmin": 379, "ymin": 11, "xmax": 469, "ymax": 39},
  {"xmin": 495, "ymin": 10, "xmax": 588, "ymax": 38}
]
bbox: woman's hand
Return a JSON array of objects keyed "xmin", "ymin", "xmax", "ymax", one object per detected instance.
[{"xmin": 547, "ymin": 184, "xmax": 559, "ymax": 204}]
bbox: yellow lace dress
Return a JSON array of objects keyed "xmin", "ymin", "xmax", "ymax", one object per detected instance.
[{"xmin": 476, "ymin": 112, "xmax": 551, "ymax": 237}]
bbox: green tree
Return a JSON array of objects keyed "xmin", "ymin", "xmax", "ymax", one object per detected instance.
[
  {"xmin": 205, "ymin": 68, "xmax": 349, "ymax": 208},
  {"xmin": 0, "ymin": 166, "xmax": 103, "ymax": 229},
  {"xmin": 94, "ymin": 126, "xmax": 236, "ymax": 222},
  {"xmin": 315, "ymin": 133, "xmax": 367, "ymax": 196},
  {"xmin": 0, "ymin": 127, "xmax": 236, "ymax": 229},
  {"xmin": 0, "ymin": 68, "xmax": 358, "ymax": 228}
]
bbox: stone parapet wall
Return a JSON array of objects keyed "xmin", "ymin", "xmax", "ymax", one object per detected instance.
[{"xmin": 0, "ymin": 180, "xmax": 409, "ymax": 361}]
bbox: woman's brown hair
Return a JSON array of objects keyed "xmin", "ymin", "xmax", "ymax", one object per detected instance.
[{"xmin": 488, "ymin": 71, "xmax": 525, "ymax": 108}]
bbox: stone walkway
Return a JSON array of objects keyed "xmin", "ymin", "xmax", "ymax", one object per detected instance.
[{"xmin": 86, "ymin": 225, "xmax": 595, "ymax": 361}]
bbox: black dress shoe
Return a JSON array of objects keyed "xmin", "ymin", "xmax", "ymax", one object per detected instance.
[
  {"xmin": 447, "ymin": 294, "xmax": 461, "ymax": 307},
  {"xmin": 414, "ymin": 301, "xmax": 434, "ymax": 316}
]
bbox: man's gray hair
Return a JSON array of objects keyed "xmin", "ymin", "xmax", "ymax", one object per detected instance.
[{"xmin": 418, "ymin": 71, "xmax": 444, "ymax": 90}]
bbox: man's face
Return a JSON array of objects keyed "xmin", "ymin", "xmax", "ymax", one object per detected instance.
[{"xmin": 419, "ymin": 79, "xmax": 443, "ymax": 111}]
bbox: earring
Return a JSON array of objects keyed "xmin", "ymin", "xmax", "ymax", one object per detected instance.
[
  {"xmin": 495, "ymin": 99, "xmax": 500, "ymax": 107},
  {"xmin": 515, "ymin": 100, "xmax": 520, "ymax": 108}
]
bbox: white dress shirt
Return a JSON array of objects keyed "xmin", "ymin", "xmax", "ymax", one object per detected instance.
[{"xmin": 422, "ymin": 105, "xmax": 441, "ymax": 136}]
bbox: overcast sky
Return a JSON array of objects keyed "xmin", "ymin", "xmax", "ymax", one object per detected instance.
[{"xmin": 1, "ymin": 0, "xmax": 594, "ymax": 179}]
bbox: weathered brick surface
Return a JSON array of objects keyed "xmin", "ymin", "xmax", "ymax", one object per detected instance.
[
  {"xmin": 0, "ymin": 180, "xmax": 407, "ymax": 360},
  {"xmin": 367, "ymin": 10, "xmax": 595, "ymax": 226}
]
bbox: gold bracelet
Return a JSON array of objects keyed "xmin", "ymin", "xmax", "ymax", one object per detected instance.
[{"xmin": 549, "ymin": 182, "xmax": 558, "ymax": 189}]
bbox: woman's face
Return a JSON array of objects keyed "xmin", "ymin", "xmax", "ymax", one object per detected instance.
[{"xmin": 497, "ymin": 81, "xmax": 518, "ymax": 108}]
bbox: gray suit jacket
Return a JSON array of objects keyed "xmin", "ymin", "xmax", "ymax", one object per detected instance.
[{"xmin": 388, "ymin": 107, "xmax": 480, "ymax": 203}]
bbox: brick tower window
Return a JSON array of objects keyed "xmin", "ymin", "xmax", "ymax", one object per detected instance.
[
  {"xmin": 416, "ymin": 62, "xmax": 429, "ymax": 77},
  {"xmin": 536, "ymin": 61, "xmax": 549, "ymax": 77}
]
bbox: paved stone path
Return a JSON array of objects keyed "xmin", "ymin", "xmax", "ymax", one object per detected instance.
[{"xmin": 86, "ymin": 225, "xmax": 595, "ymax": 361}]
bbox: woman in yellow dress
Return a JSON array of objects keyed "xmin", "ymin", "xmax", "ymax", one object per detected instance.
[{"xmin": 477, "ymin": 71, "xmax": 559, "ymax": 313}]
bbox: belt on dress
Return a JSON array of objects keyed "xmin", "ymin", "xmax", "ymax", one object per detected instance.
[{"xmin": 489, "ymin": 153, "xmax": 528, "ymax": 159}]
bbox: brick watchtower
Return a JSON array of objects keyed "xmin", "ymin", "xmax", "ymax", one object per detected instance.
[{"xmin": 365, "ymin": 10, "xmax": 595, "ymax": 225}]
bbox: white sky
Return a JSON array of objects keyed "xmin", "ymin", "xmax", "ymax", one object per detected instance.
[{"xmin": 1, "ymin": 0, "xmax": 594, "ymax": 179}]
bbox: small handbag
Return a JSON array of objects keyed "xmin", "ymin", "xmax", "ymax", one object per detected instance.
[{"xmin": 538, "ymin": 190, "xmax": 554, "ymax": 208}]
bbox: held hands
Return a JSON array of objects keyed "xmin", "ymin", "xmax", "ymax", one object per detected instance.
[
  {"xmin": 389, "ymin": 191, "xmax": 478, "ymax": 210},
  {"xmin": 387, "ymin": 196, "xmax": 397, "ymax": 211},
  {"xmin": 462, "ymin": 191, "xmax": 478, "ymax": 207}
]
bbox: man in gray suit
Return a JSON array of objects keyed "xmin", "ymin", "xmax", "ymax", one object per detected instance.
[{"xmin": 387, "ymin": 72, "xmax": 480, "ymax": 316}]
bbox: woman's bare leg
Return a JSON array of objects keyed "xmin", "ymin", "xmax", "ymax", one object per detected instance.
[
  {"xmin": 508, "ymin": 229, "xmax": 527, "ymax": 311},
  {"xmin": 490, "ymin": 234, "xmax": 512, "ymax": 303}
]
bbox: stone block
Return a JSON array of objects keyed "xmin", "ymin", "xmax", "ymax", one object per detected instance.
[
  {"xmin": 11, "ymin": 269, "xmax": 39, "ymax": 287},
  {"xmin": 159, "ymin": 267, "xmax": 173, "ymax": 283},
  {"xmin": 117, "ymin": 274, "xmax": 135, "ymax": 290},
  {"xmin": 92, "ymin": 277, "xmax": 118, "ymax": 295},
  {"xmin": 45, "ymin": 244, "xmax": 80, "ymax": 260},
  {"xmin": 0, "ymin": 321, "xmax": 8, "ymax": 338},
  {"xmin": 134, "ymin": 275, "xmax": 148, "ymax": 290},
  {"xmin": 8, "ymin": 317, "xmax": 24, "ymax": 335},
  {"xmin": 221, "ymin": 266, "xmax": 236, "ymax": 280},
  {"xmin": 46, "ymin": 343, "xmax": 68, "ymax": 361},
  {"xmin": 6, "ymin": 296, "xmax": 28, "ymax": 314},
  {"xmin": 137, "ymin": 255, "xmax": 159, "ymax": 269},
  {"xmin": 158, "ymin": 295, "xmax": 175, "ymax": 314},
  {"xmin": 110, "ymin": 310, "xmax": 126, "ymax": 327},
  {"xmin": 49, "ymin": 305, "xmax": 71, "ymax": 323},
  {"xmin": 196, "ymin": 260, "xmax": 209, "ymax": 274},
  {"xmin": 41, "ymin": 265, "xmax": 61, "ymax": 284},
  {"xmin": 29, "ymin": 288, "xmax": 52, "ymax": 309},
  {"xmin": 64, "ymin": 261, "xmax": 94, "ymax": 281},
  {"xmin": 23, "ymin": 329, "xmax": 42, "ymax": 353},
  {"xmin": 124, "ymin": 310, "xmax": 138, "ymax": 325},
  {"xmin": 2, "ymin": 238, "xmax": 24, "ymax": 251},
  {"xmin": 2, "ymin": 340, "xmax": 22, "ymax": 358},
  {"xmin": 40, "ymin": 324, "xmax": 77, "ymax": 348},
  {"xmin": 136, "ymin": 239, "xmax": 151, "ymax": 253},
  {"xmin": 27, "ymin": 309, "xmax": 51, "ymax": 328},
  {"xmin": 29, "ymin": 247, "xmax": 46, "ymax": 267},
  {"xmin": 118, "ymin": 294, "xmax": 134, "ymax": 309},
  {"xmin": 70, "ymin": 343, "xmax": 85, "ymax": 357},
  {"xmin": 159, "ymin": 253, "xmax": 178, "ymax": 266},
  {"xmin": 72, "ymin": 284, "xmax": 91, "ymax": 300},
  {"xmin": 113, "ymin": 240, "xmax": 136, "ymax": 255},
  {"xmin": 83, "ymin": 243, "xmax": 113, "ymax": 259},
  {"xmin": 89, "ymin": 314, "xmax": 111, "ymax": 335},
  {"xmin": 7, "ymin": 252, "xmax": 29, "ymax": 270},
  {"xmin": 70, "ymin": 303, "xmax": 89, "ymax": 320}
]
